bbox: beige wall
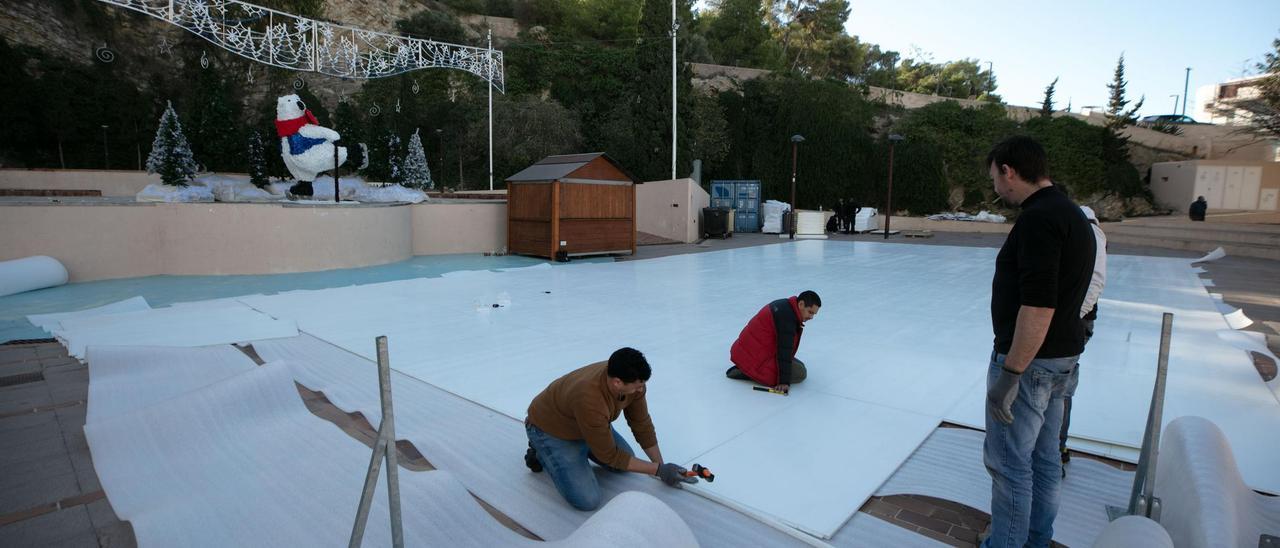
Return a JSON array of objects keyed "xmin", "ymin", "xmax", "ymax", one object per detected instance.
[
  {"xmin": 0, "ymin": 201, "xmax": 515, "ymax": 282},
  {"xmin": 636, "ymin": 179, "xmax": 709, "ymax": 243},
  {"xmin": 0, "ymin": 169, "xmax": 159, "ymax": 196},
  {"xmin": 888, "ymin": 216, "xmax": 1013, "ymax": 234},
  {"xmin": 1151, "ymin": 162, "xmax": 1200, "ymax": 211},
  {"xmin": 1151, "ymin": 160, "xmax": 1280, "ymax": 212},
  {"xmin": 411, "ymin": 202, "xmax": 507, "ymax": 255}
]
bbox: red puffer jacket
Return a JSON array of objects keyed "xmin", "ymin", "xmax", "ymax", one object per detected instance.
[{"xmin": 729, "ymin": 296, "xmax": 804, "ymax": 386}]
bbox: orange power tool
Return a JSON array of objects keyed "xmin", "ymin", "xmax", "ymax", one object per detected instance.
[{"xmin": 683, "ymin": 463, "xmax": 715, "ymax": 482}]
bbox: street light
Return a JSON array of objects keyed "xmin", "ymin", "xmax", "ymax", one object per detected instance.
[
  {"xmin": 1169, "ymin": 94, "xmax": 1179, "ymax": 114},
  {"xmin": 1181, "ymin": 67, "xmax": 1191, "ymax": 116},
  {"xmin": 435, "ymin": 128, "xmax": 444, "ymax": 188},
  {"xmin": 884, "ymin": 134, "xmax": 905, "ymax": 240},
  {"xmin": 789, "ymin": 134, "xmax": 805, "ymax": 240},
  {"xmin": 101, "ymin": 125, "xmax": 109, "ymax": 169}
]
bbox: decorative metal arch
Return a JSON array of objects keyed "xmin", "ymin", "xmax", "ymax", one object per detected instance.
[{"xmin": 95, "ymin": 0, "xmax": 504, "ymax": 92}]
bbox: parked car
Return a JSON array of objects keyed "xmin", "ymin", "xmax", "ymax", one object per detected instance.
[{"xmin": 1138, "ymin": 114, "xmax": 1200, "ymax": 127}]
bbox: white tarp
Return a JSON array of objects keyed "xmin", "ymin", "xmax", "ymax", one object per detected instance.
[
  {"xmin": 85, "ymin": 345, "xmax": 256, "ymax": 424},
  {"xmin": 54, "ymin": 300, "xmax": 297, "ymax": 360},
  {"xmin": 27, "ymin": 296, "xmax": 152, "ymax": 332},
  {"xmin": 249, "ymin": 335, "xmax": 819, "ymax": 547},
  {"xmin": 871, "ymin": 428, "xmax": 1133, "ymax": 548},
  {"xmin": 83, "ymin": 361, "xmax": 699, "ymax": 547},
  {"xmin": 237, "ymin": 240, "xmax": 1280, "ymax": 535}
]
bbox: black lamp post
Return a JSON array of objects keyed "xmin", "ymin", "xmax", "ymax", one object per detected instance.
[
  {"xmin": 884, "ymin": 134, "xmax": 904, "ymax": 239},
  {"xmin": 789, "ymin": 134, "xmax": 805, "ymax": 239},
  {"xmin": 435, "ymin": 128, "xmax": 444, "ymax": 188},
  {"xmin": 101, "ymin": 125, "xmax": 109, "ymax": 169}
]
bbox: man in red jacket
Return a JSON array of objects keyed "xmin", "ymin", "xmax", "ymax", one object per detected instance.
[{"xmin": 726, "ymin": 290, "xmax": 821, "ymax": 394}]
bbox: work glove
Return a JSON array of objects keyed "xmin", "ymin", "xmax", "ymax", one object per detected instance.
[
  {"xmin": 656, "ymin": 462, "xmax": 697, "ymax": 487},
  {"xmin": 986, "ymin": 367, "xmax": 1022, "ymax": 425}
]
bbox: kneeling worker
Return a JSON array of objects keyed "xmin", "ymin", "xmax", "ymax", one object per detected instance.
[
  {"xmin": 524, "ymin": 347, "xmax": 694, "ymax": 511},
  {"xmin": 726, "ymin": 290, "xmax": 821, "ymax": 394}
]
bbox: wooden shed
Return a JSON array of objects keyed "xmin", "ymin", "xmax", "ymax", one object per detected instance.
[{"xmin": 505, "ymin": 153, "xmax": 638, "ymax": 259}]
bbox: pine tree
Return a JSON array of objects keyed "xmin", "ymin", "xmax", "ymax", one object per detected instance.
[
  {"xmin": 1039, "ymin": 77, "xmax": 1058, "ymax": 117},
  {"xmin": 385, "ymin": 131, "xmax": 404, "ymax": 185},
  {"xmin": 1105, "ymin": 54, "xmax": 1145, "ymax": 131},
  {"xmin": 401, "ymin": 128, "xmax": 432, "ymax": 189},
  {"xmin": 246, "ymin": 130, "xmax": 269, "ymax": 188},
  {"xmin": 146, "ymin": 101, "xmax": 198, "ymax": 187},
  {"xmin": 185, "ymin": 60, "xmax": 242, "ymax": 172}
]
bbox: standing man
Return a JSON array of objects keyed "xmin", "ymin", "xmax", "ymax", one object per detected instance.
[
  {"xmin": 726, "ymin": 290, "xmax": 821, "ymax": 394},
  {"xmin": 1189, "ymin": 195, "xmax": 1208, "ymax": 221},
  {"xmin": 524, "ymin": 347, "xmax": 694, "ymax": 511},
  {"xmin": 983, "ymin": 137, "xmax": 1095, "ymax": 547},
  {"xmin": 1060, "ymin": 205, "xmax": 1107, "ymax": 473}
]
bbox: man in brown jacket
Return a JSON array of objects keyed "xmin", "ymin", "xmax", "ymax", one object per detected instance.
[{"xmin": 525, "ymin": 347, "xmax": 694, "ymax": 511}]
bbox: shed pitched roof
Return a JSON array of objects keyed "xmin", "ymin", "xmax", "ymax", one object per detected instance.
[{"xmin": 504, "ymin": 153, "xmax": 638, "ymax": 183}]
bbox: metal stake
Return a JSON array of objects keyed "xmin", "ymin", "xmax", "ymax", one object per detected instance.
[
  {"xmin": 1108, "ymin": 312, "xmax": 1173, "ymax": 521},
  {"xmin": 349, "ymin": 336, "xmax": 403, "ymax": 548}
]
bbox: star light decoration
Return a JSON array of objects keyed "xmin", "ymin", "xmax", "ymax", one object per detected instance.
[{"xmin": 95, "ymin": 0, "xmax": 504, "ymax": 91}]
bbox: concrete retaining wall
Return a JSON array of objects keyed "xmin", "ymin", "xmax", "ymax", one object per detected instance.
[
  {"xmin": 1, "ymin": 201, "xmax": 510, "ymax": 282},
  {"xmin": 0, "ymin": 169, "xmax": 158, "ymax": 197}
]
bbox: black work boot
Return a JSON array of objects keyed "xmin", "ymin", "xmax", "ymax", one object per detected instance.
[{"xmin": 524, "ymin": 443, "xmax": 543, "ymax": 473}]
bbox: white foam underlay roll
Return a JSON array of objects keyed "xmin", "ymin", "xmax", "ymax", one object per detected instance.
[{"xmin": 0, "ymin": 255, "xmax": 69, "ymax": 298}]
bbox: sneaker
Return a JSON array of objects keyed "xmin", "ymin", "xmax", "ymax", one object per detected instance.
[{"xmin": 524, "ymin": 444, "xmax": 543, "ymax": 473}]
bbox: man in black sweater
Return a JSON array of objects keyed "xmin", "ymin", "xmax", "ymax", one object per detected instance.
[{"xmin": 981, "ymin": 136, "xmax": 1095, "ymax": 548}]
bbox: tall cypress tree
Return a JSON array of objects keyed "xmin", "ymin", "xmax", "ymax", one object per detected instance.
[
  {"xmin": 1105, "ymin": 54, "xmax": 1144, "ymax": 131},
  {"xmin": 1039, "ymin": 77, "xmax": 1058, "ymax": 118},
  {"xmin": 633, "ymin": 0, "xmax": 695, "ymax": 181}
]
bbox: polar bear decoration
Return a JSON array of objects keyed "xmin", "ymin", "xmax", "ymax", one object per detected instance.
[{"xmin": 275, "ymin": 94, "xmax": 348, "ymax": 198}]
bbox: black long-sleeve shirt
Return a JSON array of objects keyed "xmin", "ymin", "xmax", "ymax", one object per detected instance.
[
  {"xmin": 769, "ymin": 298, "xmax": 802, "ymax": 384},
  {"xmin": 991, "ymin": 186, "xmax": 1096, "ymax": 358}
]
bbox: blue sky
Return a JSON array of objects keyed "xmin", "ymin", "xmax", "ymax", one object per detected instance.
[{"xmin": 843, "ymin": 0, "xmax": 1278, "ymax": 116}]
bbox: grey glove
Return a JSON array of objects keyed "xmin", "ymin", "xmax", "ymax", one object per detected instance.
[
  {"xmin": 986, "ymin": 367, "xmax": 1022, "ymax": 425},
  {"xmin": 656, "ymin": 463, "xmax": 697, "ymax": 487}
]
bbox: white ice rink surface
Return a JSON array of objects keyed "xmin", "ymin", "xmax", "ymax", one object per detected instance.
[{"xmin": 228, "ymin": 240, "xmax": 1280, "ymax": 537}]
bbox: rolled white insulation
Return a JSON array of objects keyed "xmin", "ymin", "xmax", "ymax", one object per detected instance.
[{"xmin": 0, "ymin": 255, "xmax": 69, "ymax": 297}]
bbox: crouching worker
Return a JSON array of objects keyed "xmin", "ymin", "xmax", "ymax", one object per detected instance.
[
  {"xmin": 524, "ymin": 347, "xmax": 695, "ymax": 511},
  {"xmin": 726, "ymin": 290, "xmax": 821, "ymax": 394}
]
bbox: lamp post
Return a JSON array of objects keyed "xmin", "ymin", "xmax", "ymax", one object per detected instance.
[
  {"xmin": 101, "ymin": 125, "xmax": 109, "ymax": 169},
  {"xmin": 1181, "ymin": 67, "xmax": 1191, "ymax": 116},
  {"xmin": 1169, "ymin": 94, "xmax": 1179, "ymax": 115},
  {"xmin": 435, "ymin": 129, "xmax": 444, "ymax": 189},
  {"xmin": 789, "ymin": 134, "xmax": 805, "ymax": 240},
  {"xmin": 884, "ymin": 134, "xmax": 904, "ymax": 240}
]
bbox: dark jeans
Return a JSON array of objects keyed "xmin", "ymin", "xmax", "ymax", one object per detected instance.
[
  {"xmin": 1059, "ymin": 319, "xmax": 1093, "ymax": 453},
  {"xmin": 726, "ymin": 358, "xmax": 807, "ymax": 384}
]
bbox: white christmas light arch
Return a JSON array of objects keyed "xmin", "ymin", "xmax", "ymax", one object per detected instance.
[{"xmin": 95, "ymin": 0, "xmax": 504, "ymax": 92}]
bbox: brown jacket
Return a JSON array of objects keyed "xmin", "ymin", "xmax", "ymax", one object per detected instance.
[{"xmin": 526, "ymin": 361, "xmax": 658, "ymax": 470}]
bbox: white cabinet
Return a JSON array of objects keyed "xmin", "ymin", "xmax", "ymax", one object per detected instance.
[
  {"xmin": 1195, "ymin": 166, "xmax": 1226, "ymax": 208},
  {"xmin": 1261, "ymin": 188, "xmax": 1279, "ymax": 211},
  {"xmin": 1240, "ymin": 166, "xmax": 1262, "ymax": 210}
]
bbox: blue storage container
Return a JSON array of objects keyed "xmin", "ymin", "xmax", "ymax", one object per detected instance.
[{"xmin": 710, "ymin": 180, "xmax": 762, "ymax": 233}]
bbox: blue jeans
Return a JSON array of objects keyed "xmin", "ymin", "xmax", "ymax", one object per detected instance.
[
  {"xmin": 982, "ymin": 350, "xmax": 1079, "ymax": 548},
  {"xmin": 525, "ymin": 422, "xmax": 635, "ymax": 511}
]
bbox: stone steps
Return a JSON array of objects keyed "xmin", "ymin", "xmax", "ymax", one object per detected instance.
[
  {"xmin": 1103, "ymin": 223, "xmax": 1280, "ymax": 248},
  {"xmin": 1104, "ymin": 232, "xmax": 1280, "ymax": 261}
]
